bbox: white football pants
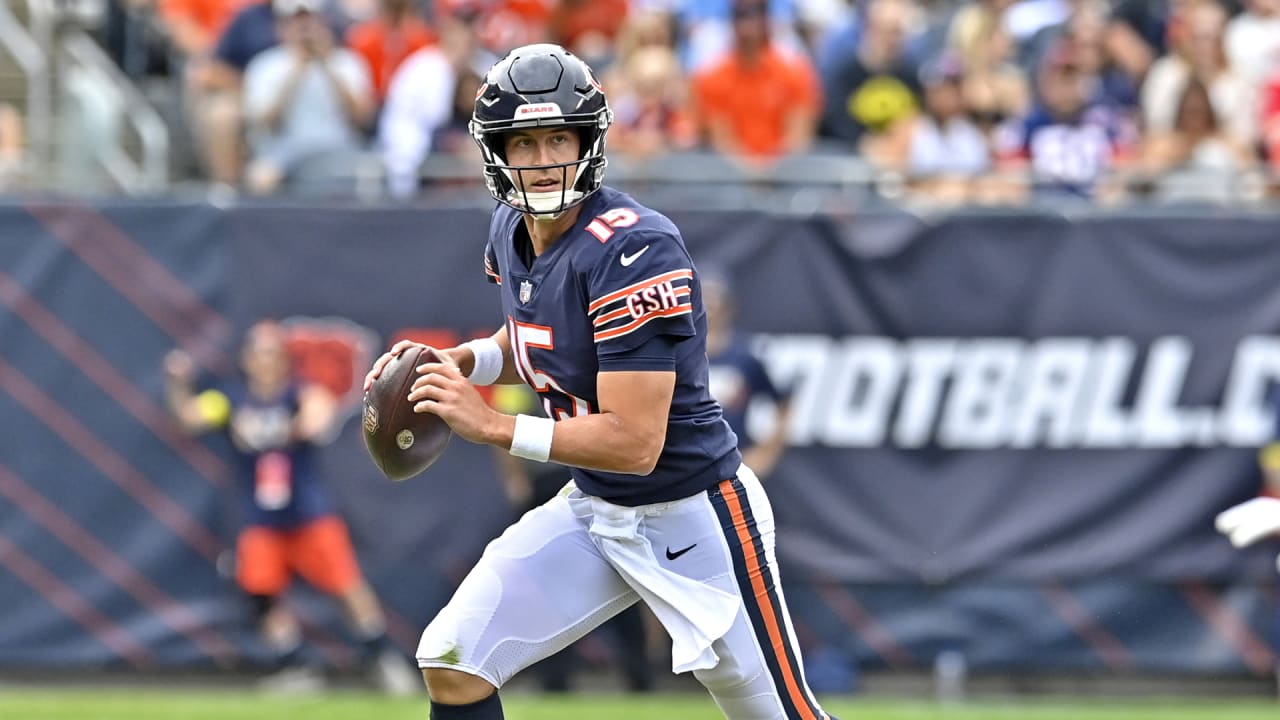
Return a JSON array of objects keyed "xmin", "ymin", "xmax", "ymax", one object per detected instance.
[{"xmin": 417, "ymin": 465, "xmax": 829, "ymax": 720}]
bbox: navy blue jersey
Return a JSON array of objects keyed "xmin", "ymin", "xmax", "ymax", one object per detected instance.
[
  {"xmin": 483, "ymin": 186, "xmax": 742, "ymax": 505},
  {"xmin": 708, "ymin": 334, "xmax": 785, "ymax": 452},
  {"xmin": 218, "ymin": 381, "xmax": 334, "ymax": 529},
  {"xmin": 995, "ymin": 104, "xmax": 1135, "ymax": 197}
]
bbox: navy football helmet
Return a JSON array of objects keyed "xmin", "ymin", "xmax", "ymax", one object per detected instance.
[{"xmin": 471, "ymin": 43, "xmax": 613, "ymax": 216}]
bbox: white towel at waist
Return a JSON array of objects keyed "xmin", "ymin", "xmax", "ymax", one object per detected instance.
[{"xmin": 569, "ymin": 492, "xmax": 739, "ymax": 674}]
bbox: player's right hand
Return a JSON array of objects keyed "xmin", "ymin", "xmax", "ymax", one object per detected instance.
[{"xmin": 363, "ymin": 340, "xmax": 426, "ymax": 391}]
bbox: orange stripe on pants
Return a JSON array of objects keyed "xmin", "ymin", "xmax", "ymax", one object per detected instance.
[{"xmin": 719, "ymin": 479, "xmax": 822, "ymax": 720}]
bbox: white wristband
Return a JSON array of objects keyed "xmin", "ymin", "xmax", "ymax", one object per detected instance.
[
  {"xmin": 510, "ymin": 414, "xmax": 554, "ymax": 463},
  {"xmin": 462, "ymin": 337, "xmax": 503, "ymax": 386}
]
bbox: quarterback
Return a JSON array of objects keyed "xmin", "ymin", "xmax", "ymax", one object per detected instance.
[{"xmin": 366, "ymin": 43, "xmax": 834, "ymax": 720}]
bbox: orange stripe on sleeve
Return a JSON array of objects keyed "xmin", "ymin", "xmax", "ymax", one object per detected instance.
[
  {"xmin": 592, "ymin": 306, "xmax": 691, "ymax": 343},
  {"xmin": 587, "ymin": 269, "xmax": 692, "ymax": 313},
  {"xmin": 593, "ymin": 306, "xmax": 634, "ymax": 328},
  {"xmin": 592, "ymin": 287, "xmax": 692, "ymax": 328}
]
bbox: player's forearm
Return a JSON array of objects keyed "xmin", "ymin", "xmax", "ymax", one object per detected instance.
[
  {"xmin": 483, "ymin": 412, "xmax": 664, "ymax": 475},
  {"xmin": 550, "ymin": 414, "xmax": 665, "ymax": 474}
]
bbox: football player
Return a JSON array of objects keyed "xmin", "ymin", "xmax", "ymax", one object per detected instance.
[
  {"xmin": 166, "ymin": 320, "xmax": 418, "ymax": 694},
  {"xmin": 366, "ymin": 44, "xmax": 835, "ymax": 719}
]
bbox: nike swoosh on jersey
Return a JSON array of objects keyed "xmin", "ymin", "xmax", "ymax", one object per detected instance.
[
  {"xmin": 665, "ymin": 543, "xmax": 696, "ymax": 560},
  {"xmin": 619, "ymin": 245, "xmax": 650, "ymax": 267}
]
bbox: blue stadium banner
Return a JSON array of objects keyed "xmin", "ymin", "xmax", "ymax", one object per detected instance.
[{"xmin": 1, "ymin": 201, "xmax": 1277, "ymax": 675}]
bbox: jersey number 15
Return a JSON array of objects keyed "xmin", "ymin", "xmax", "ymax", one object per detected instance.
[{"xmin": 508, "ymin": 318, "xmax": 592, "ymax": 420}]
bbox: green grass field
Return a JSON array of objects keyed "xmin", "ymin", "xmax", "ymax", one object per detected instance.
[{"xmin": 0, "ymin": 691, "xmax": 1277, "ymax": 720}]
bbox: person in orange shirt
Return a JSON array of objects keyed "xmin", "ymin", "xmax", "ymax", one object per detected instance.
[
  {"xmin": 346, "ymin": 0, "xmax": 436, "ymax": 103},
  {"xmin": 691, "ymin": 0, "xmax": 820, "ymax": 163}
]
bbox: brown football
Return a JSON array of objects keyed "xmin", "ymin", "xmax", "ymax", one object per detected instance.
[{"xmin": 362, "ymin": 346, "xmax": 452, "ymax": 481}]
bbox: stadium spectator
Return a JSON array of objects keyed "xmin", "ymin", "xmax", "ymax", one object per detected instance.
[
  {"xmin": 680, "ymin": 0, "xmax": 808, "ymax": 72},
  {"xmin": 214, "ymin": 0, "xmax": 286, "ymax": 72},
  {"xmin": 157, "ymin": 0, "xmax": 260, "ymax": 60},
  {"xmin": 819, "ymin": 0, "xmax": 920, "ymax": 153},
  {"xmin": 793, "ymin": 0, "xmax": 855, "ymax": 58},
  {"xmin": 1141, "ymin": 78, "xmax": 1257, "ymax": 174},
  {"xmin": 1104, "ymin": 0, "xmax": 1177, "ymax": 83},
  {"xmin": 345, "ymin": 0, "xmax": 436, "ymax": 105},
  {"xmin": 1141, "ymin": 0, "xmax": 1257, "ymax": 147},
  {"xmin": 814, "ymin": 0, "xmax": 863, "ymax": 78},
  {"xmin": 1025, "ymin": 0, "xmax": 1140, "ymax": 113},
  {"xmin": 612, "ymin": 4, "xmax": 679, "ymax": 60},
  {"xmin": 882, "ymin": 52, "xmax": 991, "ymax": 203},
  {"xmin": 603, "ymin": 6, "xmax": 680, "ymax": 98},
  {"xmin": 693, "ymin": 0, "xmax": 821, "ymax": 164},
  {"xmin": 333, "ymin": 0, "xmax": 379, "ymax": 24},
  {"xmin": 946, "ymin": 0, "xmax": 1029, "ymax": 138},
  {"xmin": 945, "ymin": 0, "xmax": 1013, "ymax": 55},
  {"xmin": 432, "ymin": 68, "xmax": 487, "ymax": 158},
  {"xmin": 1003, "ymin": 0, "xmax": 1072, "ymax": 44},
  {"xmin": 547, "ymin": 0, "xmax": 631, "ymax": 68},
  {"xmin": 189, "ymin": 0, "xmax": 281, "ymax": 185},
  {"xmin": 164, "ymin": 322, "xmax": 419, "ymax": 694},
  {"xmin": 137, "ymin": 0, "xmax": 256, "ymax": 182},
  {"xmin": 437, "ymin": 0, "xmax": 552, "ymax": 56},
  {"xmin": 607, "ymin": 45, "xmax": 698, "ymax": 159},
  {"xmin": 377, "ymin": 2, "xmax": 493, "ymax": 197},
  {"xmin": 994, "ymin": 41, "xmax": 1134, "ymax": 199},
  {"xmin": 242, "ymin": 0, "xmax": 374, "ymax": 194},
  {"xmin": 816, "ymin": 0, "xmax": 932, "ymax": 78},
  {"xmin": 378, "ymin": 43, "xmax": 456, "ymax": 197},
  {"xmin": 1224, "ymin": 0, "xmax": 1280, "ymax": 101}
]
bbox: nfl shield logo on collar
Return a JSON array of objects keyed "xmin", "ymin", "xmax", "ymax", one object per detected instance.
[{"xmin": 519, "ymin": 280, "xmax": 533, "ymax": 304}]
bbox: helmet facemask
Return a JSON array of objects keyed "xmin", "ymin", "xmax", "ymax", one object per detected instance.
[{"xmin": 471, "ymin": 112, "xmax": 611, "ymax": 218}]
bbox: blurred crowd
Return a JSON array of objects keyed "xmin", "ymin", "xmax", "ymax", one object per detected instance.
[{"xmin": 97, "ymin": 0, "xmax": 1280, "ymax": 203}]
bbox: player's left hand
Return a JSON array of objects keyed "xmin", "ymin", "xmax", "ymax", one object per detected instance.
[{"xmin": 407, "ymin": 360, "xmax": 499, "ymax": 445}]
